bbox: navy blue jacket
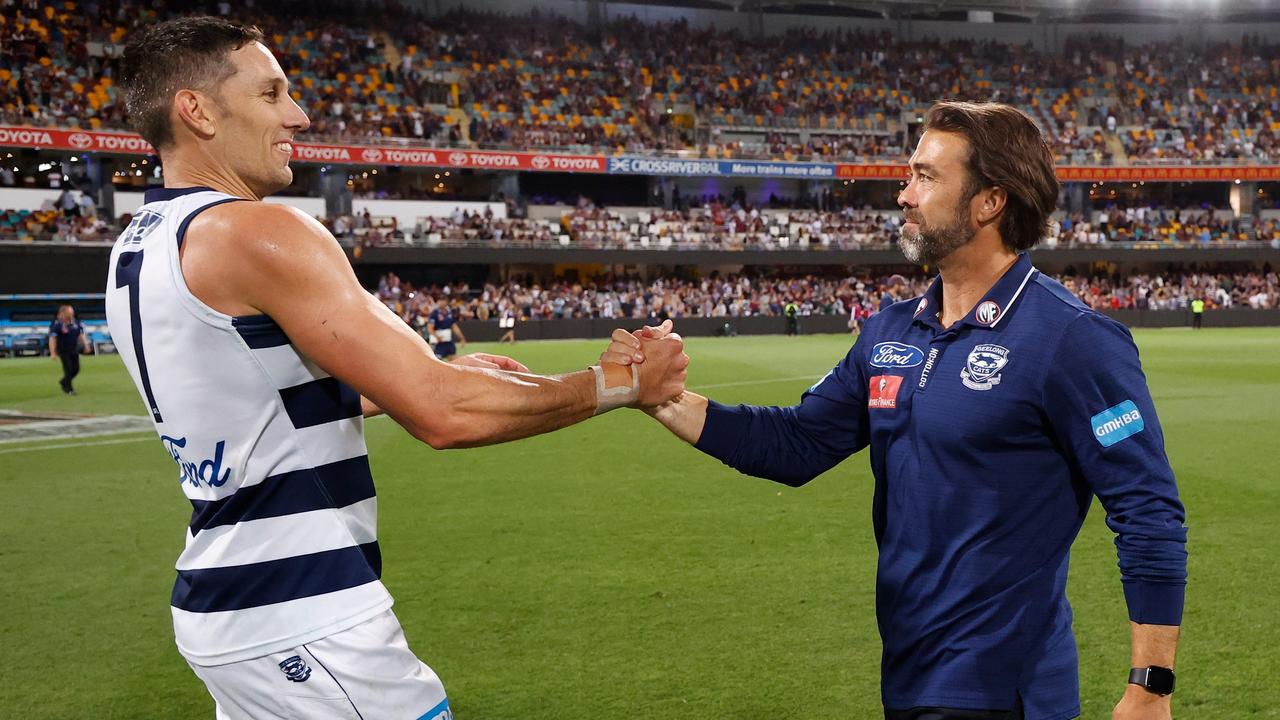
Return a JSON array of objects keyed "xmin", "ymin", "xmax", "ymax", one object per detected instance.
[
  {"xmin": 696, "ymin": 253, "xmax": 1187, "ymax": 719},
  {"xmin": 49, "ymin": 318, "xmax": 84, "ymax": 354}
]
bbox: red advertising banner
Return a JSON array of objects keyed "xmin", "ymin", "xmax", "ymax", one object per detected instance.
[
  {"xmin": 836, "ymin": 163, "xmax": 909, "ymax": 179},
  {"xmin": 0, "ymin": 126, "xmax": 1273, "ymax": 181},
  {"xmin": 0, "ymin": 125, "xmax": 607, "ymax": 173}
]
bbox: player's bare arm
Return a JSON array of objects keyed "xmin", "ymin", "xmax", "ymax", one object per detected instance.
[{"xmin": 182, "ymin": 201, "xmax": 688, "ymax": 448}]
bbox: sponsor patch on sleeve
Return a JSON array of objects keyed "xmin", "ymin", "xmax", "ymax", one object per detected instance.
[{"xmin": 1090, "ymin": 400, "xmax": 1145, "ymax": 447}]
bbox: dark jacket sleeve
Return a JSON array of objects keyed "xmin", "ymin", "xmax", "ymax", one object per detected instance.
[
  {"xmin": 1042, "ymin": 311, "xmax": 1188, "ymax": 625},
  {"xmin": 694, "ymin": 335, "xmax": 870, "ymax": 487}
]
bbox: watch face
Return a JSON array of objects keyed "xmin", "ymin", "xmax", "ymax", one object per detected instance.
[
  {"xmin": 1147, "ymin": 666, "xmax": 1176, "ymax": 695},
  {"xmin": 1132, "ymin": 666, "xmax": 1176, "ymax": 695}
]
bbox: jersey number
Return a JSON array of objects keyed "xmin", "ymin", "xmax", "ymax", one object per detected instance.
[{"xmin": 115, "ymin": 250, "xmax": 163, "ymax": 422}]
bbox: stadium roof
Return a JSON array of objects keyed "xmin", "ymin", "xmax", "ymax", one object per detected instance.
[{"xmin": 670, "ymin": 0, "xmax": 1280, "ymax": 22}]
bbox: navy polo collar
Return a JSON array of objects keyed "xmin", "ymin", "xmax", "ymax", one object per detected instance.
[
  {"xmin": 911, "ymin": 252, "xmax": 1038, "ymax": 332},
  {"xmin": 143, "ymin": 185, "xmax": 218, "ymax": 204}
]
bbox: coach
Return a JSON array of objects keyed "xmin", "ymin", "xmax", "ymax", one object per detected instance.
[{"xmin": 610, "ymin": 102, "xmax": 1187, "ymax": 720}]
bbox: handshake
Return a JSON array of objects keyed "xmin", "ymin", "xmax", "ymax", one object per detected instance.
[{"xmin": 595, "ymin": 319, "xmax": 689, "ymax": 412}]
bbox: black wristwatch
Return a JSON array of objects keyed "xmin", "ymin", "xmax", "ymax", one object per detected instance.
[{"xmin": 1128, "ymin": 666, "xmax": 1176, "ymax": 696}]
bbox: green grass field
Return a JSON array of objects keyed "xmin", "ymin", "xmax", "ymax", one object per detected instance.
[{"xmin": 1, "ymin": 329, "xmax": 1278, "ymax": 719}]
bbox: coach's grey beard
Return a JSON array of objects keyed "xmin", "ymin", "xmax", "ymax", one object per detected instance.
[{"xmin": 898, "ymin": 207, "xmax": 975, "ymax": 265}]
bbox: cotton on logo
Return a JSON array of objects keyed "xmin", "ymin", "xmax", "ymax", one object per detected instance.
[
  {"xmin": 361, "ymin": 148, "xmax": 384, "ymax": 162},
  {"xmin": 531, "ymin": 155, "xmax": 551, "ymax": 169},
  {"xmin": 68, "ymin": 133, "xmax": 94, "ymax": 149},
  {"xmin": 448, "ymin": 152, "xmax": 468, "ymax": 166}
]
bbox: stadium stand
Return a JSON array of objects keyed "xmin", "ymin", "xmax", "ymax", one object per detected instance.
[
  {"xmin": 4, "ymin": 1, "xmax": 1279, "ymax": 162},
  {"xmin": 373, "ymin": 268, "xmax": 1280, "ymax": 323}
]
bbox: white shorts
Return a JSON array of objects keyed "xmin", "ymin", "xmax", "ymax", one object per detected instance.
[{"xmin": 187, "ymin": 609, "xmax": 450, "ymax": 720}]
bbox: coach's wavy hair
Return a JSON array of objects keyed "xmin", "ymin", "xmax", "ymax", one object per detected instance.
[
  {"xmin": 121, "ymin": 17, "xmax": 264, "ymax": 150},
  {"xmin": 923, "ymin": 101, "xmax": 1060, "ymax": 252}
]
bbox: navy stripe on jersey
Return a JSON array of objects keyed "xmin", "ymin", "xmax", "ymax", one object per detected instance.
[
  {"xmin": 171, "ymin": 542, "xmax": 383, "ymax": 613},
  {"xmin": 175, "ymin": 197, "xmax": 244, "ymax": 250},
  {"xmin": 279, "ymin": 377, "xmax": 363, "ymax": 429},
  {"xmin": 188, "ymin": 455, "xmax": 375, "ymax": 534},
  {"xmin": 232, "ymin": 314, "xmax": 290, "ymax": 349}
]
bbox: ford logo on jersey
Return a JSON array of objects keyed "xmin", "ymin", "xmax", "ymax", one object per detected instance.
[
  {"xmin": 1090, "ymin": 400, "xmax": 1145, "ymax": 447},
  {"xmin": 870, "ymin": 342, "xmax": 925, "ymax": 368}
]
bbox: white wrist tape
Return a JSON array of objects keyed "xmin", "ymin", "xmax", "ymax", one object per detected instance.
[{"xmin": 591, "ymin": 363, "xmax": 639, "ymax": 415}]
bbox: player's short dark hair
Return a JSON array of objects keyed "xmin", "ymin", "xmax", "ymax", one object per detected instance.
[
  {"xmin": 121, "ymin": 17, "xmax": 264, "ymax": 150},
  {"xmin": 923, "ymin": 101, "xmax": 1060, "ymax": 253}
]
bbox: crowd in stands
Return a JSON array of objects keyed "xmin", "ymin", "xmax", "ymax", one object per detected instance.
[
  {"xmin": 1064, "ymin": 270, "xmax": 1279, "ymax": 311},
  {"xmin": 322, "ymin": 201, "xmax": 1280, "ymax": 251},
  {"xmin": 374, "ymin": 266, "xmax": 1278, "ymax": 326},
  {"xmin": 7, "ymin": 193, "xmax": 1280, "ymax": 249},
  {"xmin": 376, "ymin": 271, "xmax": 931, "ymax": 324},
  {"xmin": 5, "ymin": 1, "xmax": 1280, "ymax": 162}
]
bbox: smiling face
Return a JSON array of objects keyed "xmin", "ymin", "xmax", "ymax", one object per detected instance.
[
  {"xmin": 207, "ymin": 42, "xmax": 309, "ymax": 198},
  {"xmin": 896, "ymin": 130, "xmax": 980, "ymax": 266}
]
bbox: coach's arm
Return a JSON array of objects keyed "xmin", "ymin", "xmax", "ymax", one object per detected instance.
[
  {"xmin": 602, "ymin": 327, "xmax": 869, "ymax": 486},
  {"xmin": 1042, "ymin": 312, "xmax": 1185, "ymax": 719},
  {"xmin": 182, "ymin": 202, "xmax": 688, "ymax": 449}
]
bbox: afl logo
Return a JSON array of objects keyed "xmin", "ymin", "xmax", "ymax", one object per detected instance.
[
  {"xmin": 914, "ymin": 297, "xmax": 928, "ymax": 317},
  {"xmin": 448, "ymin": 151, "xmax": 469, "ymax": 166},
  {"xmin": 531, "ymin": 155, "xmax": 551, "ymax": 169},
  {"xmin": 68, "ymin": 132, "xmax": 94, "ymax": 149},
  {"xmin": 974, "ymin": 300, "xmax": 1001, "ymax": 325},
  {"xmin": 361, "ymin": 148, "xmax": 384, "ymax": 163}
]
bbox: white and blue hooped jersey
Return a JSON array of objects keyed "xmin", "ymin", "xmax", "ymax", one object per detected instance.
[{"xmin": 105, "ymin": 186, "xmax": 391, "ymax": 666}]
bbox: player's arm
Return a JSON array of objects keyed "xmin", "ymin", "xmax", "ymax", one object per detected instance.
[
  {"xmin": 603, "ymin": 328, "xmax": 870, "ymax": 486},
  {"xmin": 48, "ymin": 333, "xmax": 56, "ymax": 358},
  {"xmin": 187, "ymin": 203, "xmax": 686, "ymax": 449},
  {"xmin": 1041, "ymin": 313, "xmax": 1185, "ymax": 716},
  {"xmin": 453, "ymin": 323, "xmax": 468, "ymax": 345}
]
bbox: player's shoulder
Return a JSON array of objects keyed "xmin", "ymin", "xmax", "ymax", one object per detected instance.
[{"xmin": 188, "ymin": 200, "xmax": 338, "ymax": 258}]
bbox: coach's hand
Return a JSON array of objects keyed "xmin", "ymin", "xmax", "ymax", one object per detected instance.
[
  {"xmin": 453, "ymin": 352, "xmax": 530, "ymax": 373},
  {"xmin": 1112, "ymin": 686, "xmax": 1172, "ymax": 720}
]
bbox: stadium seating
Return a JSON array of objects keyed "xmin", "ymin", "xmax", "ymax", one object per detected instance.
[
  {"xmin": 5, "ymin": 1, "xmax": 1279, "ymax": 162},
  {"xmin": 374, "ymin": 268, "xmax": 1280, "ymax": 324}
]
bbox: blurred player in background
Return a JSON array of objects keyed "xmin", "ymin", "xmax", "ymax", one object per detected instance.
[
  {"xmin": 110, "ymin": 17, "xmax": 687, "ymax": 720},
  {"xmin": 428, "ymin": 297, "xmax": 466, "ymax": 360},
  {"xmin": 608, "ymin": 102, "xmax": 1186, "ymax": 720},
  {"xmin": 49, "ymin": 304, "xmax": 91, "ymax": 394}
]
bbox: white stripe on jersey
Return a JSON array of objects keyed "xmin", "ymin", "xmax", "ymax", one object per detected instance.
[
  {"xmin": 173, "ymin": 585, "xmax": 392, "ymax": 666},
  {"xmin": 178, "ymin": 498, "xmax": 380, "ymax": 571}
]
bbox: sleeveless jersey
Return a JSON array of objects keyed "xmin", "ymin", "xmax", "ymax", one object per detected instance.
[{"xmin": 105, "ymin": 186, "xmax": 391, "ymax": 666}]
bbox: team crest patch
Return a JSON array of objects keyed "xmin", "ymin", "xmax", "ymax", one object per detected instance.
[
  {"xmin": 974, "ymin": 300, "xmax": 1002, "ymax": 326},
  {"xmin": 961, "ymin": 344, "xmax": 1009, "ymax": 391},
  {"xmin": 868, "ymin": 375, "xmax": 904, "ymax": 409},
  {"xmin": 279, "ymin": 655, "xmax": 312, "ymax": 683}
]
